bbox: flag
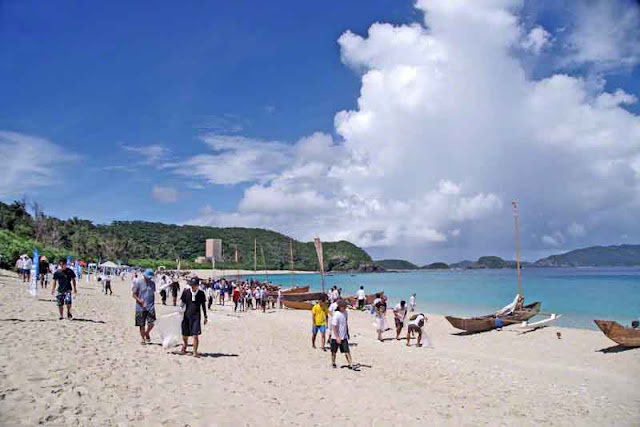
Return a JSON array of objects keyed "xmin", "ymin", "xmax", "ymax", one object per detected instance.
[
  {"xmin": 313, "ymin": 237, "xmax": 324, "ymax": 274},
  {"xmin": 29, "ymin": 248, "xmax": 38, "ymax": 297},
  {"xmin": 234, "ymin": 246, "xmax": 238, "ymax": 263}
]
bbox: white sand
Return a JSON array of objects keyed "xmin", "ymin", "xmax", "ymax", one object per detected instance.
[{"xmin": 0, "ymin": 270, "xmax": 638, "ymax": 426}]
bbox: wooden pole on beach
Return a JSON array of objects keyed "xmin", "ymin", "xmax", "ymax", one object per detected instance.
[
  {"xmin": 235, "ymin": 244, "xmax": 240, "ymax": 283},
  {"xmin": 254, "ymin": 239, "xmax": 257, "ymax": 279},
  {"xmin": 289, "ymin": 238, "xmax": 294, "ymax": 288},
  {"xmin": 260, "ymin": 245, "xmax": 269, "ymax": 284},
  {"xmin": 512, "ymin": 201, "xmax": 523, "ymax": 297}
]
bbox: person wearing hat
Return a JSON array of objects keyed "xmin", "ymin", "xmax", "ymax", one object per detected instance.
[
  {"xmin": 132, "ymin": 268, "xmax": 156, "ymax": 345},
  {"xmin": 330, "ymin": 299, "xmax": 355, "ymax": 370},
  {"xmin": 180, "ymin": 277, "xmax": 208, "ymax": 357},
  {"xmin": 38, "ymin": 256, "xmax": 50, "ymax": 289}
]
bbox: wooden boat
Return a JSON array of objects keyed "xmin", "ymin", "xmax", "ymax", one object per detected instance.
[
  {"xmin": 446, "ymin": 302, "xmax": 541, "ymax": 333},
  {"xmin": 282, "ymin": 300, "xmax": 314, "ymax": 310},
  {"xmin": 344, "ymin": 291, "xmax": 385, "ymax": 306},
  {"xmin": 281, "ymin": 286, "xmax": 310, "ymax": 294},
  {"xmin": 594, "ymin": 320, "xmax": 640, "ymax": 347},
  {"xmin": 445, "ymin": 202, "xmax": 548, "ymax": 334},
  {"xmin": 281, "ymin": 291, "xmax": 326, "ymax": 302}
]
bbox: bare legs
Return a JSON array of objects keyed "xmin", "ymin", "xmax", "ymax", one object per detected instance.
[
  {"xmin": 181, "ymin": 335, "xmax": 200, "ymax": 357},
  {"xmin": 139, "ymin": 324, "xmax": 153, "ymax": 343}
]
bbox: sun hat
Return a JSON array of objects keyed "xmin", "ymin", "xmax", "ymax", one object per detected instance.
[
  {"xmin": 143, "ymin": 268, "xmax": 154, "ymax": 279},
  {"xmin": 189, "ymin": 277, "xmax": 200, "ymax": 286}
]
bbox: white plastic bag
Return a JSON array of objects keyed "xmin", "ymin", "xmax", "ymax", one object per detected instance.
[{"xmin": 155, "ymin": 311, "xmax": 182, "ymax": 349}]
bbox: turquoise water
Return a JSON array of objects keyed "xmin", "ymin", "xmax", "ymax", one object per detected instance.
[{"xmin": 249, "ymin": 268, "xmax": 640, "ymax": 330}]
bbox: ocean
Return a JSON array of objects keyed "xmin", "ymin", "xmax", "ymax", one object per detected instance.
[{"xmin": 250, "ymin": 267, "xmax": 640, "ymax": 330}]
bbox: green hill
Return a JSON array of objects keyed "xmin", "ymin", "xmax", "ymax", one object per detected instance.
[
  {"xmin": 422, "ymin": 262, "xmax": 449, "ymax": 270},
  {"xmin": 0, "ymin": 200, "xmax": 372, "ymax": 271},
  {"xmin": 374, "ymin": 259, "xmax": 417, "ymax": 270},
  {"xmin": 535, "ymin": 244, "xmax": 640, "ymax": 267}
]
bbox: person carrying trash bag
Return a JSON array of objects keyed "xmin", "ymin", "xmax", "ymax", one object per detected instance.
[{"xmin": 179, "ymin": 277, "xmax": 208, "ymax": 357}]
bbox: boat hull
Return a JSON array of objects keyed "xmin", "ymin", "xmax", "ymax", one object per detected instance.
[
  {"xmin": 344, "ymin": 291, "xmax": 384, "ymax": 306},
  {"xmin": 446, "ymin": 302, "xmax": 542, "ymax": 333},
  {"xmin": 282, "ymin": 300, "xmax": 314, "ymax": 310},
  {"xmin": 281, "ymin": 292, "xmax": 326, "ymax": 302},
  {"xmin": 594, "ymin": 320, "xmax": 640, "ymax": 347}
]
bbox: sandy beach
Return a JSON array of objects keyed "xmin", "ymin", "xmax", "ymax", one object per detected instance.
[{"xmin": 0, "ymin": 270, "xmax": 638, "ymax": 426}]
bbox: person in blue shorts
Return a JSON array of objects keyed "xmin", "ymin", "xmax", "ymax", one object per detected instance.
[
  {"xmin": 311, "ymin": 294, "xmax": 329, "ymax": 350},
  {"xmin": 51, "ymin": 259, "xmax": 77, "ymax": 320}
]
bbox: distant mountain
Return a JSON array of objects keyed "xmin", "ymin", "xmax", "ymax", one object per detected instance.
[
  {"xmin": 0, "ymin": 200, "xmax": 372, "ymax": 271},
  {"xmin": 449, "ymin": 260, "xmax": 474, "ymax": 269},
  {"xmin": 422, "ymin": 262, "xmax": 449, "ymax": 270},
  {"xmin": 374, "ymin": 259, "xmax": 418, "ymax": 270},
  {"xmin": 535, "ymin": 244, "xmax": 640, "ymax": 267}
]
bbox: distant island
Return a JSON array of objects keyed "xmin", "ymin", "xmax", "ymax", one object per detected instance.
[{"xmin": 379, "ymin": 244, "xmax": 640, "ymax": 270}]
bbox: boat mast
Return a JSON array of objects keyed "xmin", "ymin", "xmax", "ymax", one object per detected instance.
[
  {"xmin": 289, "ymin": 238, "xmax": 294, "ymax": 288},
  {"xmin": 512, "ymin": 200, "xmax": 522, "ymax": 297},
  {"xmin": 253, "ymin": 239, "xmax": 257, "ymax": 278},
  {"xmin": 235, "ymin": 244, "xmax": 240, "ymax": 283},
  {"xmin": 260, "ymin": 245, "xmax": 269, "ymax": 284}
]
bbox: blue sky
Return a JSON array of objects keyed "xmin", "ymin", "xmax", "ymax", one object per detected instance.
[{"xmin": 2, "ymin": 0, "xmax": 640, "ymax": 263}]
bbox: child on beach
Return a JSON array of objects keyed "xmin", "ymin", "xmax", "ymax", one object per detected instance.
[
  {"xmin": 409, "ymin": 294, "xmax": 416, "ymax": 312},
  {"xmin": 373, "ymin": 301, "xmax": 387, "ymax": 342}
]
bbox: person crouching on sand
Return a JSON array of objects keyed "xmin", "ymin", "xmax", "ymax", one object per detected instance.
[
  {"xmin": 331, "ymin": 299, "xmax": 355, "ymax": 369},
  {"xmin": 180, "ymin": 277, "xmax": 208, "ymax": 357},
  {"xmin": 406, "ymin": 313, "xmax": 427, "ymax": 347}
]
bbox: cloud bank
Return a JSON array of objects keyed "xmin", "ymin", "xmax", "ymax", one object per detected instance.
[{"xmin": 186, "ymin": 0, "xmax": 640, "ymax": 261}]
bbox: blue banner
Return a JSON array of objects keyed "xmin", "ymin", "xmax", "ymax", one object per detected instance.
[
  {"xmin": 67, "ymin": 255, "xmax": 71, "ymax": 266},
  {"xmin": 29, "ymin": 248, "xmax": 38, "ymax": 296}
]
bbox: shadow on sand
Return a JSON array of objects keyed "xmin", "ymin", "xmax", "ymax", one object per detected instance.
[
  {"xmin": 597, "ymin": 344, "xmax": 639, "ymax": 354},
  {"xmin": 0, "ymin": 318, "xmax": 57, "ymax": 323}
]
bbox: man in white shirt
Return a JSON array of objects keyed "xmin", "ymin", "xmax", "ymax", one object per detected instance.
[
  {"xmin": 393, "ymin": 301, "xmax": 408, "ymax": 340},
  {"xmin": 330, "ymin": 300, "xmax": 354, "ymax": 370},
  {"xmin": 406, "ymin": 313, "xmax": 427, "ymax": 347},
  {"xmin": 356, "ymin": 286, "xmax": 366, "ymax": 310}
]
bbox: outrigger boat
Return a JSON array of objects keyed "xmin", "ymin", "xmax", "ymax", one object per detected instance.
[
  {"xmin": 282, "ymin": 300, "xmax": 314, "ymax": 310},
  {"xmin": 446, "ymin": 201, "xmax": 546, "ymax": 333},
  {"xmin": 594, "ymin": 320, "xmax": 640, "ymax": 347}
]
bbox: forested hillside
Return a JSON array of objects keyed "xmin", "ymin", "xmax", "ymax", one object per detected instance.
[{"xmin": 0, "ymin": 200, "xmax": 372, "ymax": 271}]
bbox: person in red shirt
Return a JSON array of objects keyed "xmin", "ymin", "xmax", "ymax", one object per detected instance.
[{"xmin": 232, "ymin": 285, "xmax": 241, "ymax": 312}]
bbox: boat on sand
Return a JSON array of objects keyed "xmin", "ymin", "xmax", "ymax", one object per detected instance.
[
  {"xmin": 282, "ymin": 300, "xmax": 314, "ymax": 310},
  {"xmin": 594, "ymin": 320, "xmax": 640, "ymax": 347},
  {"xmin": 446, "ymin": 302, "xmax": 541, "ymax": 333},
  {"xmin": 281, "ymin": 291, "xmax": 326, "ymax": 302}
]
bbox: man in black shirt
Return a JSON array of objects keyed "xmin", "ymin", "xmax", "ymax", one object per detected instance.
[
  {"xmin": 180, "ymin": 277, "xmax": 208, "ymax": 357},
  {"xmin": 51, "ymin": 259, "xmax": 77, "ymax": 320}
]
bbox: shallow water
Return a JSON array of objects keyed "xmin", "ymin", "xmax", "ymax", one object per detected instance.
[{"xmin": 249, "ymin": 267, "xmax": 640, "ymax": 330}]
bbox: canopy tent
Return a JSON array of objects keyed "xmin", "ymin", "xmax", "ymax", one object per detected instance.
[{"xmin": 99, "ymin": 261, "xmax": 119, "ymax": 268}]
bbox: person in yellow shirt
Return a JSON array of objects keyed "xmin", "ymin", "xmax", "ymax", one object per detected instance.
[{"xmin": 311, "ymin": 294, "xmax": 329, "ymax": 350}]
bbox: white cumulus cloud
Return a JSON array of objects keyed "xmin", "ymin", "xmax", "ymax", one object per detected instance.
[
  {"xmin": 187, "ymin": 0, "xmax": 640, "ymax": 260},
  {"xmin": 152, "ymin": 185, "xmax": 179, "ymax": 203},
  {"xmin": 0, "ymin": 131, "xmax": 74, "ymax": 197}
]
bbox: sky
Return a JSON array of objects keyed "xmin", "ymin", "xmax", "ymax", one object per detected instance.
[{"xmin": 1, "ymin": 0, "xmax": 640, "ymax": 264}]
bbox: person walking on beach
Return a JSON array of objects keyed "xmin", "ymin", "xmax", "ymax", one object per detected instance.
[
  {"xmin": 374, "ymin": 300, "xmax": 387, "ymax": 342},
  {"xmin": 38, "ymin": 256, "xmax": 50, "ymax": 288},
  {"xmin": 104, "ymin": 272, "xmax": 114, "ymax": 295},
  {"xmin": 409, "ymin": 294, "xmax": 416, "ymax": 312},
  {"xmin": 356, "ymin": 286, "xmax": 366, "ymax": 310},
  {"xmin": 232, "ymin": 285, "xmax": 241, "ymax": 312},
  {"xmin": 132, "ymin": 269, "xmax": 156, "ymax": 345},
  {"xmin": 406, "ymin": 313, "xmax": 428, "ymax": 347},
  {"xmin": 311, "ymin": 295, "xmax": 329, "ymax": 349},
  {"xmin": 51, "ymin": 259, "xmax": 77, "ymax": 320},
  {"xmin": 22, "ymin": 255, "xmax": 32, "ymax": 283},
  {"xmin": 170, "ymin": 277, "xmax": 180, "ymax": 306},
  {"xmin": 330, "ymin": 300, "xmax": 354, "ymax": 369},
  {"xmin": 180, "ymin": 277, "xmax": 208, "ymax": 357},
  {"xmin": 393, "ymin": 301, "xmax": 407, "ymax": 340}
]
